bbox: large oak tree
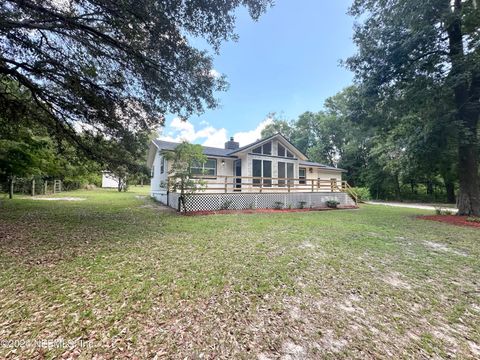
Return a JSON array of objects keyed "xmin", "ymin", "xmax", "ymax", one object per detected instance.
[
  {"xmin": 0, "ymin": 0, "xmax": 272, "ymax": 167},
  {"xmin": 346, "ymin": 0, "xmax": 480, "ymax": 215}
]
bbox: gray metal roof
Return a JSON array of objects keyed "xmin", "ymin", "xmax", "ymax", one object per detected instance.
[
  {"xmin": 152, "ymin": 139, "xmax": 235, "ymax": 158},
  {"xmin": 299, "ymin": 161, "xmax": 346, "ymax": 172}
]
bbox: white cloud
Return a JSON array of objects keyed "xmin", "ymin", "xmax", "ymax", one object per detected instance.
[
  {"xmin": 158, "ymin": 116, "xmax": 274, "ymax": 149},
  {"xmin": 232, "ymin": 117, "xmax": 273, "ymax": 146}
]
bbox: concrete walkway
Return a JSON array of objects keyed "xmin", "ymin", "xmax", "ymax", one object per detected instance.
[{"xmin": 365, "ymin": 201, "xmax": 458, "ymax": 213}]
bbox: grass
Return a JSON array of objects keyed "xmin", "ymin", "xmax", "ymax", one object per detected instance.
[{"xmin": 0, "ymin": 187, "xmax": 479, "ymax": 358}]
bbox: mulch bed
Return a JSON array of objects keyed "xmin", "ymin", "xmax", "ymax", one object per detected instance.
[
  {"xmin": 182, "ymin": 206, "xmax": 358, "ymax": 216},
  {"xmin": 418, "ymin": 215, "xmax": 480, "ymax": 229}
]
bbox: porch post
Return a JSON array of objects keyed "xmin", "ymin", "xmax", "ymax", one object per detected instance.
[
  {"xmin": 224, "ymin": 176, "xmax": 227, "ymax": 193},
  {"xmin": 311, "ymin": 179, "xmax": 314, "ymax": 192}
]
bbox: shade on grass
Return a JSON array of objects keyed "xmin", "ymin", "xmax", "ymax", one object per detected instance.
[{"xmin": 0, "ymin": 187, "xmax": 479, "ymax": 358}]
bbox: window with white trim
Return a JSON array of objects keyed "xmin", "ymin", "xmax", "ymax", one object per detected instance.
[
  {"xmin": 191, "ymin": 158, "xmax": 217, "ymax": 176},
  {"xmin": 299, "ymin": 167, "xmax": 306, "ymax": 184},
  {"xmin": 252, "ymin": 159, "xmax": 272, "ymax": 187},
  {"xmin": 278, "ymin": 143, "xmax": 294, "ymax": 158},
  {"xmin": 252, "ymin": 141, "xmax": 272, "ymax": 155},
  {"xmin": 160, "ymin": 157, "xmax": 165, "ymax": 174}
]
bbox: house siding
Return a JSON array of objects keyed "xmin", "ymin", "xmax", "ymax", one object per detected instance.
[
  {"xmin": 151, "ymin": 150, "xmax": 169, "ymax": 200},
  {"xmin": 149, "ymin": 135, "xmax": 346, "ymax": 203}
]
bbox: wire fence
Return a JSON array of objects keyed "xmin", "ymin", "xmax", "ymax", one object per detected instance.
[{"xmin": 0, "ymin": 177, "xmax": 83, "ymax": 196}]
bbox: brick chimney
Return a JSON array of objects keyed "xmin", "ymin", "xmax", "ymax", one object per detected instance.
[{"xmin": 224, "ymin": 137, "xmax": 239, "ymax": 150}]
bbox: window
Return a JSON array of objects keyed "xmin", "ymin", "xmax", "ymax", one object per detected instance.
[
  {"xmin": 263, "ymin": 160, "xmax": 272, "ymax": 186},
  {"xmin": 299, "ymin": 167, "xmax": 306, "ymax": 184},
  {"xmin": 278, "ymin": 143, "xmax": 294, "ymax": 158},
  {"xmin": 252, "ymin": 159, "xmax": 262, "ymax": 185},
  {"xmin": 252, "ymin": 141, "xmax": 272, "ymax": 155},
  {"xmin": 160, "ymin": 157, "xmax": 164, "ymax": 174},
  {"xmin": 252, "ymin": 159, "xmax": 272, "ymax": 187},
  {"xmin": 262, "ymin": 142, "xmax": 272, "ymax": 155},
  {"xmin": 253, "ymin": 146, "xmax": 262, "ymax": 154},
  {"xmin": 278, "ymin": 162, "xmax": 294, "ymax": 187},
  {"xmin": 151, "ymin": 166, "xmax": 155, "ymax": 178},
  {"xmin": 278, "ymin": 161, "xmax": 286, "ymax": 187},
  {"xmin": 191, "ymin": 158, "xmax": 217, "ymax": 177},
  {"xmin": 287, "ymin": 163, "xmax": 294, "ymax": 185}
]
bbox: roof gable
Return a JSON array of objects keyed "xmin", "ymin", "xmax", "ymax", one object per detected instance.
[{"xmin": 228, "ymin": 133, "xmax": 308, "ymax": 160}]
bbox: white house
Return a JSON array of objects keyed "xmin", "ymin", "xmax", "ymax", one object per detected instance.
[{"xmin": 146, "ymin": 133, "xmax": 357, "ymax": 211}]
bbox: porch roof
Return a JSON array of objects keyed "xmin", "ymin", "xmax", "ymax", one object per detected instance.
[{"xmin": 299, "ymin": 161, "xmax": 346, "ymax": 172}]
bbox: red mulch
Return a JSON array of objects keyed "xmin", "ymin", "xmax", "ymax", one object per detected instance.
[
  {"xmin": 418, "ymin": 215, "xmax": 480, "ymax": 229},
  {"xmin": 182, "ymin": 206, "xmax": 358, "ymax": 216}
]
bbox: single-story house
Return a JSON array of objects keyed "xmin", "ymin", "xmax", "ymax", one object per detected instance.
[{"xmin": 146, "ymin": 133, "xmax": 357, "ymax": 211}]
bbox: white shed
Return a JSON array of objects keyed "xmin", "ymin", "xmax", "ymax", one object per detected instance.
[{"xmin": 101, "ymin": 172, "xmax": 120, "ymax": 188}]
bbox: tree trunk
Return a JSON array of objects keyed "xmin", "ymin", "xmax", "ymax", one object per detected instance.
[
  {"xmin": 426, "ymin": 180, "xmax": 434, "ymax": 196},
  {"xmin": 457, "ymin": 141, "xmax": 480, "ymax": 215},
  {"xmin": 8, "ymin": 176, "xmax": 14, "ymax": 199},
  {"xmin": 393, "ymin": 174, "xmax": 401, "ymax": 200},
  {"xmin": 444, "ymin": 180, "xmax": 456, "ymax": 204},
  {"xmin": 447, "ymin": 0, "xmax": 480, "ymax": 215}
]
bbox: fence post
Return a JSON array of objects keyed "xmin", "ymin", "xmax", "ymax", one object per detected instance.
[
  {"xmin": 44, "ymin": 180, "xmax": 48, "ymax": 195},
  {"xmin": 31, "ymin": 179, "xmax": 35, "ymax": 197}
]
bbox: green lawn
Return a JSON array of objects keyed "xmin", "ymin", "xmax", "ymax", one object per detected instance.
[{"xmin": 0, "ymin": 188, "xmax": 479, "ymax": 359}]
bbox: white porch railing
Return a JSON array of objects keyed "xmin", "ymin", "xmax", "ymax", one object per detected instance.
[{"xmin": 167, "ymin": 175, "xmax": 358, "ymax": 204}]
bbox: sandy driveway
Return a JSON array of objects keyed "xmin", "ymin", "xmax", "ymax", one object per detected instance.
[{"xmin": 366, "ymin": 201, "xmax": 458, "ymax": 213}]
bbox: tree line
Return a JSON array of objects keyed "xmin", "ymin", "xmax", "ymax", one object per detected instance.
[
  {"xmin": 262, "ymin": 85, "xmax": 457, "ymax": 202},
  {"xmin": 0, "ymin": 0, "xmax": 272, "ymax": 197},
  {"xmin": 1, "ymin": 0, "xmax": 478, "ymax": 214},
  {"xmin": 263, "ymin": 0, "xmax": 479, "ymax": 215}
]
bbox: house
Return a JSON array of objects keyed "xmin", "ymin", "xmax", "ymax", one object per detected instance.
[{"xmin": 146, "ymin": 133, "xmax": 357, "ymax": 211}]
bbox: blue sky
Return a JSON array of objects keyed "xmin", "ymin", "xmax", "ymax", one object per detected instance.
[{"xmin": 160, "ymin": 0, "xmax": 356, "ymax": 148}]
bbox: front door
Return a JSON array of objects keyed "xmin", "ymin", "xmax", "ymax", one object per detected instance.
[{"xmin": 235, "ymin": 159, "xmax": 242, "ymax": 189}]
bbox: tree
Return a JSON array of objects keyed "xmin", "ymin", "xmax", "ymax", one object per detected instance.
[
  {"xmin": 0, "ymin": 0, "xmax": 272, "ymax": 167},
  {"xmin": 163, "ymin": 142, "xmax": 207, "ymax": 213},
  {"xmin": 346, "ymin": 0, "xmax": 480, "ymax": 215}
]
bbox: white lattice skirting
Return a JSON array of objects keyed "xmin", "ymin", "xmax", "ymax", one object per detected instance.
[{"xmin": 153, "ymin": 192, "xmax": 356, "ymax": 212}]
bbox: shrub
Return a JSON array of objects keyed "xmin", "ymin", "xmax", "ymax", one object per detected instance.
[
  {"xmin": 434, "ymin": 207, "xmax": 455, "ymax": 216},
  {"xmin": 298, "ymin": 201, "xmax": 307, "ymax": 209},
  {"xmin": 220, "ymin": 199, "xmax": 233, "ymax": 210},
  {"xmin": 326, "ymin": 200, "xmax": 340, "ymax": 208},
  {"xmin": 351, "ymin": 187, "xmax": 371, "ymax": 202},
  {"xmin": 273, "ymin": 201, "xmax": 284, "ymax": 210},
  {"xmin": 247, "ymin": 202, "xmax": 255, "ymax": 210},
  {"xmin": 467, "ymin": 217, "xmax": 480, "ymax": 223}
]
